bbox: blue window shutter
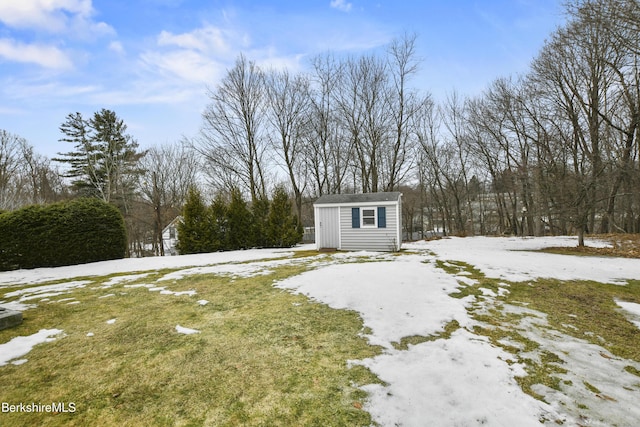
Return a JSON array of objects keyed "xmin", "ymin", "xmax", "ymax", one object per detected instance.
[
  {"xmin": 352, "ymin": 208, "xmax": 360, "ymax": 228},
  {"xmin": 378, "ymin": 207, "xmax": 386, "ymax": 228}
]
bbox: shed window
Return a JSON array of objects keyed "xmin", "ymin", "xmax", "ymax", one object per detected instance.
[
  {"xmin": 351, "ymin": 206, "xmax": 387, "ymax": 228},
  {"xmin": 361, "ymin": 208, "xmax": 376, "ymax": 227}
]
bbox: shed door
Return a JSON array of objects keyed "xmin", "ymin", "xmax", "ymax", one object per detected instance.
[{"xmin": 318, "ymin": 207, "xmax": 339, "ymax": 249}]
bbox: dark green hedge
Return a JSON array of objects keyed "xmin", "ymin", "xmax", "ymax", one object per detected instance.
[{"xmin": 0, "ymin": 198, "xmax": 127, "ymax": 271}]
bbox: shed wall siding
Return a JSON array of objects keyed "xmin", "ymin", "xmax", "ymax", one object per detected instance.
[{"xmin": 339, "ymin": 204, "xmax": 399, "ymax": 251}]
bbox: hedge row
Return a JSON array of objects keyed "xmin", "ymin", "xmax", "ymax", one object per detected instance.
[
  {"xmin": 0, "ymin": 198, "xmax": 127, "ymax": 271},
  {"xmin": 177, "ymin": 186, "xmax": 303, "ymax": 255}
]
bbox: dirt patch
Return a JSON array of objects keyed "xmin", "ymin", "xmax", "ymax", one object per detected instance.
[{"xmin": 542, "ymin": 234, "xmax": 640, "ymax": 259}]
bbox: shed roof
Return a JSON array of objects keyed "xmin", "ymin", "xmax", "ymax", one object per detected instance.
[{"xmin": 314, "ymin": 192, "xmax": 402, "ymax": 205}]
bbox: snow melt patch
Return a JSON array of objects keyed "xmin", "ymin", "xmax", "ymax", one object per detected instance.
[
  {"xmin": 407, "ymin": 236, "xmax": 640, "ymax": 284},
  {"xmin": 276, "ymin": 255, "xmax": 472, "ymax": 349},
  {"xmin": 615, "ymin": 300, "xmax": 640, "ymax": 329},
  {"xmin": 102, "ymin": 273, "xmax": 150, "ymax": 288},
  {"xmin": 175, "ymin": 325, "xmax": 200, "ymax": 335},
  {"xmin": 123, "ymin": 283, "xmax": 197, "ymax": 297},
  {"xmin": 4, "ymin": 281, "xmax": 92, "ymax": 303},
  {"xmin": 0, "ymin": 247, "xmax": 306, "ymax": 287},
  {"xmin": 356, "ymin": 329, "xmax": 556, "ymax": 426},
  {"xmin": 512, "ymin": 307, "xmax": 640, "ymax": 426},
  {"xmin": 0, "ymin": 329, "xmax": 63, "ymax": 366}
]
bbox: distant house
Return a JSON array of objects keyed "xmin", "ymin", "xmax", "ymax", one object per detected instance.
[
  {"xmin": 313, "ymin": 192, "xmax": 402, "ymax": 252},
  {"xmin": 162, "ymin": 216, "xmax": 182, "ymax": 255}
]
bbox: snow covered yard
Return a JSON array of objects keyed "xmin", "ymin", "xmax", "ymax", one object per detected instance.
[{"xmin": 1, "ymin": 236, "xmax": 640, "ymax": 426}]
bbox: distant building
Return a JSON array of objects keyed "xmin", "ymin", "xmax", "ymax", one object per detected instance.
[{"xmin": 162, "ymin": 216, "xmax": 182, "ymax": 255}]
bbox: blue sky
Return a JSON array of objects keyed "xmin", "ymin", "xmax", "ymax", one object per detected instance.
[{"xmin": 0, "ymin": 0, "xmax": 565, "ymax": 158}]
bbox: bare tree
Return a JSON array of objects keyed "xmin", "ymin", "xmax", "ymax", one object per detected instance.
[
  {"xmin": 0, "ymin": 130, "xmax": 27, "ymax": 210},
  {"xmin": 0, "ymin": 130, "xmax": 65, "ymax": 210},
  {"xmin": 306, "ymin": 53, "xmax": 351, "ymax": 195},
  {"xmin": 384, "ymin": 33, "xmax": 422, "ymax": 191},
  {"xmin": 198, "ymin": 54, "xmax": 268, "ymax": 203},
  {"xmin": 138, "ymin": 141, "xmax": 198, "ymax": 255},
  {"xmin": 264, "ymin": 68, "xmax": 310, "ymax": 217}
]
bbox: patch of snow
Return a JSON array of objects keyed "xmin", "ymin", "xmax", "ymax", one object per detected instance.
[
  {"xmin": 355, "ymin": 329, "xmax": 558, "ymax": 426},
  {"xmin": 615, "ymin": 300, "xmax": 640, "ymax": 329},
  {"xmin": 455, "ymin": 276, "xmax": 477, "ymax": 286},
  {"xmin": 106, "ymin": 319, "xmax": 116, "ymax": 324},
  {"xmin": 0, "ymin": 329, "xmax": 63, "ymax": 366},
  {"xmin": 86, "ymin": 332, "xmax": 94, "ymax": 337},
  {"xmin": 175, "ymin": 325, "xmax": 200, "ymax": 335},
  {"xmin": 512, "ymin": 307, "xmax": 640, "ymax": 426},
  {"xmin": 497, "ymin": 288, "xmax": 510, "ymax": 296},
  {"xmin": 479, "ymin": 287, "xmax": 498, "ymax": 297},
  {"xmin": 0, "ymin": 300, "xmax": 35, "ymax": 311},
  {"xmin": 197, "ymin": 300, "xmax": 209, "ymax": 306},
  {"xmin": 3, "ymin": 281, "xmax": 92, "ymax": 306},
  {"xmin": 0, "ymin": 247, "xmax": 305, "ymax": 287},
  {"xmin": 66, "ymin": 301, "xmax": 80, "ymax": 305},
  {"xmin": 123, "ymin": 283, "xmax": 197, "ymax": 297},
  {"xmin": 406, "ymin": 236, "xmax": 640, "ymax": 284},
  {"xmin": 101, "ymin": 273, "xmax": 150, "ymax": 288},
  {"xmin": 276, "ymin": 254, "xmax": 473, "ymax": 350},
  {"xmin": 98, "ymin": 294, "xmax": 115, "ymax": 298}
]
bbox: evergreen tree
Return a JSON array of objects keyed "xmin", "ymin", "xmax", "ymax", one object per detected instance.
[
  {"xmin": 55, "ymin": 109, "xmax": 145, "ymax": 204},
  {"xmin": 251, "ymin": 196, "xmax": 270, "ymax": 248},
  {"xmin": 176, "ymin": 187, "xmax": 211, "ymax": 254},
  {"xmin": 267, "ymin": 186, "xmax": 303, "ymax": 248},
  {"xmin": 209, "ymin": 193, "xmax": 228, "ymax": 251},
  {"xmin": 226, "ymin": 188, "xmax": 253, "ymax": 250}
]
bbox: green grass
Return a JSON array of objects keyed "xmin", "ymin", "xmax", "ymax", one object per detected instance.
[
  {"xmin": 0, "ymin": 260, "xmax": 382, "ymax": 426},
  {"xmin": 433, "ymin": 257, "xmax": 640, "ymax": 403},
  {"xmin": 506, "ymin": 279, "xmax": 640, "ymax": 362},
  {"xmin": 392, "ymin": 320, "xmax": 461, "ymax": 351}
]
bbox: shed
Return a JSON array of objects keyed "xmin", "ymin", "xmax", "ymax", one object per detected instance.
[{"xmin": 314, "ymin": 192, "xmax": 402, "ymax": 252}]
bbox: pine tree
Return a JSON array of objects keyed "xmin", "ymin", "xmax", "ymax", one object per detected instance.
[
  {"xmin": 55, "ymin": 109, "xmax": 145, "ymax": 204},
  {"xmin": 209, "ymin": 193, "xmax": 228, "ymax": 251},
  {"xmin": 176, "ymin": 187, "xmax": 211, "ymax": 254},
  {"xmin": 226, "ymin": 188, "xmax": 253, "ymax": 250},
  {"xmin": 251, "ymin": 196, "xmax": 270, "ymax": 248},
  {"xmin": 267, "ymin": 186, "xmax": 303, "ymax": 248}
]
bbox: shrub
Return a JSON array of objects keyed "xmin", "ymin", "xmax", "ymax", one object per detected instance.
[
  {"xmin": 226, "ymin": 188, "xmax": 253, "ymax": 250},
  {"xmin": 0, "ymin": 198, "xmax": 127, "ymax": 271},
  {"xmin": 176, "ymin": 187, "xmax": 211, "ymax": 255},
  {"xmin": 267, "ymin": 186, "xmax": 303, "ymax": 248},
  {"xmin": 175, "ymin": 187, "xmax": 303, "ymax": 254}
]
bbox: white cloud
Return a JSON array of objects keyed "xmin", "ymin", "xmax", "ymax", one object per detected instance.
[
  {"xmin": 141, "ymin": 49, "xmax": 223, "ymax": 83},
  {"xmin": 0, "ymin": 0, "xmax": 114, "ymax": 36},
  {"xmin": 108, "ymin": 41, "xmax": 125, "ymax": 55},
  {"xmin": 0, "ymin": 38, "xmax": 73, "ymax": 69},
  {"xmin": 140, "ymin": 25, "xmax": 240, "ymax": 84},
  {"xmin": 157, "ymin": 27, "xmax": 230, "ymax": 55},
  {"xmin": 330, "ymin": 0, "xmax": 352, "ymax": 12}
]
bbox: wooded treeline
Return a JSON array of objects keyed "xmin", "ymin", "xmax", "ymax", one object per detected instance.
[{"xmin": 1, "ymin": 0, "xmax": 638, "ymax": 252}]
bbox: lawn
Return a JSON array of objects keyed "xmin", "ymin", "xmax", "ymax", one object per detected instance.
[
  {"xmin": 0, "ymin": 259, "xmax": 381, "ymax": 426},
  {"xmin": 2, "ymin": 236, "xmax": 640, "ymax": 426}
]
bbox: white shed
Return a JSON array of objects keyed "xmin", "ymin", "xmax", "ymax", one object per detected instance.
[{"xmin": 314, "ymin": 192, "xmax": 402, "ymax": 252}]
